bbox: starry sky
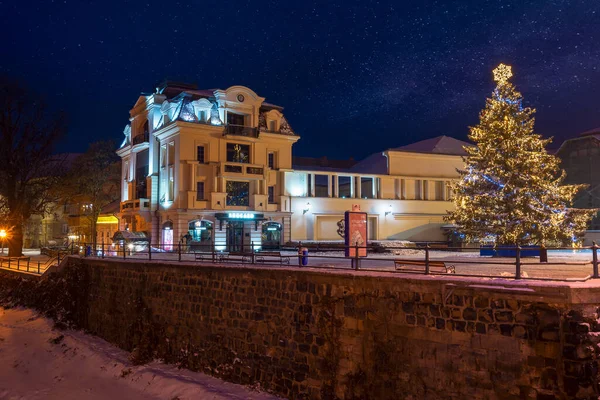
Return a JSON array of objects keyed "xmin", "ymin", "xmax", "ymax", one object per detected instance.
[{"xmin": 2, "ymin": 0, "xmax": 600, "ymax": 160}]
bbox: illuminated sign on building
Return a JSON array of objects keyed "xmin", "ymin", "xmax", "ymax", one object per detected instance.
[
  {"xmin": 228, "ymin": 212, "xmax": 254, "ymax": 219},
  {"xmin": 215, "ymin": 213, "xmax": 265, "ymax": 220}
]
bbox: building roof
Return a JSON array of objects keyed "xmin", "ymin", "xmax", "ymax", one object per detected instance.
[
  {"xmin": 349, "ymin": 152, "xmax": 388, "ymax": 174},
  {"xmin": 389, "ymin": 135, "xmax": 471, "ymax": 156},
  {"xmin": 156, "ymin": 82, "xmax": 284, "ymax": 110},
  {"xmin": 579, "ymin": 127, "xmax": 600, "ymax": 137}
]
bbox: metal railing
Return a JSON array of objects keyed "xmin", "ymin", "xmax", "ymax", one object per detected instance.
[{"xmin": 68, "ymin": 241, "xmax": 600, "ymax": 282}]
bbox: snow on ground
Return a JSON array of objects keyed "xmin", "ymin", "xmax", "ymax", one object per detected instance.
[{"xmin": 0, "ymin": 307, "xmax": 278, "ymax": 400}]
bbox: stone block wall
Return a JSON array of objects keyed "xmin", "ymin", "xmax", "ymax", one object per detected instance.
[{"xmin": 3, "ymin": 258, "xmax": 600, "ymax": 399}]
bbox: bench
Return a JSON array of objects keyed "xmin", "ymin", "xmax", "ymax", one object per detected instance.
[
  {"xmin": 194, "ymin": 252, "xmax": 220, "ymax": 262},
  {"xmin": 255, "ymin": 252, "xmax": 290, "ymax": 265},
  {"xmin": 394, "ymin": 259, "xmax": 455, "ymax": 274},
  {"xmin": 220, "ymin": 252, "xmax": 253, "ymax": 263}
]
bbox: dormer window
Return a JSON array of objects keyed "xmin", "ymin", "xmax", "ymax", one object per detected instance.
[{"xmin": 268, "ymin": 120, "xmax": 276, "ymax": 132}]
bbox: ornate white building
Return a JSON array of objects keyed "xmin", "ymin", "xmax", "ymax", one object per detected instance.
[{"xmin": 117, "ymin": 82, "xmax": 468, "ymax": 250}]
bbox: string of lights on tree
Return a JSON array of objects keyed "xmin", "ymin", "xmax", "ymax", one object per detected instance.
[{"xmin": 446, "ymin": 64, "xmax": 595, "ymax": 246}]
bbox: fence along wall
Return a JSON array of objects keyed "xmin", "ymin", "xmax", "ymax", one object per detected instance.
[{"xmin": 43, "ymin": 259, "xmax": 600, "ymax": 399}]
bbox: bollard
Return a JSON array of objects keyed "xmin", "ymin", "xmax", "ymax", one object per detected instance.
[
  {"xmin": 354, "ymin": 244, "xmax": 359, "ymax": 270},
  {"xmin": 593, "ymin": 242, "xmax": 599, "ymax": 279},
  {"xmin": 102, "ymin": 241, "xmax": 105, "ymax": 259},
  {"xmin": 251, "ymin": 241, "xmax": 256, "ymax": 264},
  {"xmin": 298, "ymin": 241, "xmax": 302, "ymax": 267},
  {"xmin": 515, "ymin": 245, "xmax": 521, "ymax": 279},
  {"xmin": 425, "ymin": 243, "xmax": 430, "ymax": 275},
  {"xmin": 149, "ymin": 243, "xmax": 152, "ymax": 261},
  {"xmin": 178, "ymin": 243, "xmax": 182, "ymax": 262}
]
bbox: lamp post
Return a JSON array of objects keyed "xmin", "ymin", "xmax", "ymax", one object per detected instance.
[{"xmin": 0, "ymin": 229, "xmax": 6, "ymax": 255}]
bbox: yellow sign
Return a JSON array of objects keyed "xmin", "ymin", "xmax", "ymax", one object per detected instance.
[{"xmin": 97, "ymin": 216, "xmax": 119, "ymax": 224}]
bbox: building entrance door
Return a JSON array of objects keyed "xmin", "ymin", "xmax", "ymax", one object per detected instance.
[{"xmin": 227, "ymin": 221, "xmax": 244, "ymax": 252}]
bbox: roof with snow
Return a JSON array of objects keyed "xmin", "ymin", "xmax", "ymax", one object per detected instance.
[{"xmin": 389, "ymin": 135, "xmax": 471, "ymax": 156}]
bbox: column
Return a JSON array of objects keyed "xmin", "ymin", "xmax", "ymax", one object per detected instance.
[
  {"xmin": 327, "ymin": 175, "xmax": 333, "ymax": 197},
  {"xmin": 355, "ymin": 176, "xmax": 362, "ymax": 199},
  {"xmin": 332, "ymin": 175, "xmax": 338, "ymax": 198}
]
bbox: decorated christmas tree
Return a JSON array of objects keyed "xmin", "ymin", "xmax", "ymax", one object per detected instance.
[{"xmin": 447, "ymin": 64, "xmax": 595, "ymax": 246}]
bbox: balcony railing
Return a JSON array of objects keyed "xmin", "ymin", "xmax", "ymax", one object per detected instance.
[
  {"xmin": 132, "ymin": 132, "xmax": 149, "ymax": 146},
  {"xmin": 223, "ymin": 124, "xmax": 259, "ymax": 138}
]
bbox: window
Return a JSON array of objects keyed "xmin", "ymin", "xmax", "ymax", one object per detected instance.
[
  {"xmin": 399, "ymin": 179, "xmax": 406, "ymax": 200},
  {"xmin": 315, "ymin": 175, "xmax": 328, "ymax": 197},
  {"xmin": 199, "ymin": 110, "xmax": 206, "ymax": 122},
  {"xmin": 269, "ymin": 120, "xmax": 276, "ymax": 132},
  {"xmin": 339, "ymin": 176, "xmax": 351, "ymax": 198},
  {"xmin": 227, "ymin": 112, "xmax": 245, "ymax": 126},
  {"xmin": 196, "ymin": 182, "xmax": 205, "ymax": 201},
  {"xmin": 268, "ymin": 152, "xmax": 275, "ymax": 169},
  {"xmin": 446, "ymin": 183, "xmax": 453, "ymax": 201},
  {"xmin": 160, "ymin": 145, "xmax": 166, "ymax": 169},
  {"xmin": 435, "ymin": 181, "xmax": 444, "ymax": 200},
  {"xmin": 197, "ymin": 146, "xmax": 205, "ymax": 163},
  {"xmin": 226, "ymin": 181, "xmax": 250, "ymax": 206},
  {"xmin": 168, "ymin": 168, "xmax": 174, "ymax": 201},
  {"xmin": 415, "ymin": 180, "xmax": 422, "ymax": 200},
  {"xmin": 226, "ymin": 143, "xmax": 250, "ymax": 163},
  {"xmin": 361, "ymin": 177, "xmax": 374, "ymax": 199},
  {"xmin": 268, "ymin": 186, "xmax": 275, "ymax": 203},
  {"xmin": 168, "ymin": 142, "xmax": 175, "ymax": 166}
]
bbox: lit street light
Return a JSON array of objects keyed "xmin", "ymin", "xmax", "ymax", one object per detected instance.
[{"xmin": 0, "ymin": 229, "xmax": 7, "ymax": 255}]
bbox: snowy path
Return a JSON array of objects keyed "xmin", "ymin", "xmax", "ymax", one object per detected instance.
[{"xmin": 0, "ymin": 307, "xmax": 278, "ymax": 400}]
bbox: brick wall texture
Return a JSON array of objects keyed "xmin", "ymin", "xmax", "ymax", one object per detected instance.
[{"xmin": 2, "ymin": 257, "xmax": 600, "ymax": 400}]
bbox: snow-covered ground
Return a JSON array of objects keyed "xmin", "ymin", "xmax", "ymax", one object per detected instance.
[{"xmin": 0, "ymin": 307, "xmax": 278, "ymax": 400}]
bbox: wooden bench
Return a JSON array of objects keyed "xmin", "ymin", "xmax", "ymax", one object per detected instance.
[
  {"xmin": 255, "ymin": 252, "xmax": 290, "ymax": 265},
  {"xmin": 394, "ymin": 259, "xmax": 455, "ymax": 274},
  {"xmin": 220, "ymin": 252, "xmax": 253, "ymax": 263}
]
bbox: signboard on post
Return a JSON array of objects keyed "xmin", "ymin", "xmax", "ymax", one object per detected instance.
[{"xmin": 344, "ymin": 209, "xmax": 368, "ymax": 258}]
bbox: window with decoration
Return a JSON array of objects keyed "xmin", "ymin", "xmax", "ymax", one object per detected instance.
[
  {"xmin": 226, "ymin": 181, "xmax": 250, "ymax": 206},
  {"xmin": 226, "ymin": 143, "xmax": 250, "ymax": 163}
]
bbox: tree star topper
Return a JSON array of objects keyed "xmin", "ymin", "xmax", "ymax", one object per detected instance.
[{"xmin": 493, "ymin": 63, "xmax": 513, "ymax": 84}]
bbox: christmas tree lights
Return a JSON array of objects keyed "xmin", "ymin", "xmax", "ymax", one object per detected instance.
[{"xmin": 446, "ymin": 64, "xmax": 595, "ymax": 246}]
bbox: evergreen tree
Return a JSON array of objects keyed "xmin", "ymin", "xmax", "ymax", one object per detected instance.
[{"xmin": 447, "ymin": 64, "xmax": 594, "ymax": 246}]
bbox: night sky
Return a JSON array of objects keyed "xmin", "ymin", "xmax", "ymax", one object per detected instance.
[{"xmin": 3, "ymin": 0, "xmax": 600, "ymax": 160}]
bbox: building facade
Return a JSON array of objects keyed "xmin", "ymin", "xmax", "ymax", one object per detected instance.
[
  {"xmin": 117, "ymin": 83, "xmax": 299, "ymax": 251},
  {"xmin": 117, "ymin": 82, "xmax": 467, "ymax": 250},
  {"xmin": 286, "ymin": 136, "xmax": 466, "ymax": 242},
  {"xmin": 556, "ymin": 128, "xmax": 600, "ymax": 243}
]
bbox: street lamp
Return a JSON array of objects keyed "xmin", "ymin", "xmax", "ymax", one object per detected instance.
[{"xmin": 0, "ymin": 229, "xmax": 7, "ymax": 255}]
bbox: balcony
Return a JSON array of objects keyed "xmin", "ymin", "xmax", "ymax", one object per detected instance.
[
  {"xmin": 132, "ymin": 132, "xmax": 149, "ymax": 146},
  {"xmin": 120, "ymin": 198, "xmax": 150, "ymax": 212},
  {"xmin": 223, "ymin": 124, "xmax": 259, "ymax": 138}
]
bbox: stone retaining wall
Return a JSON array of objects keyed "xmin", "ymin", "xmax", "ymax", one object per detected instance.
[{"xmin": 2, "ymin": 257, "xmax": 600, "ymax": 399}]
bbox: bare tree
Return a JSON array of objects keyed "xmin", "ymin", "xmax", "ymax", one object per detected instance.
[
  {"xmin": 0, "ymin": 78, "xmax": 66, "ymax": 256},
  {"xmin": 61, "ymin": 141, "xmax": 120, "ymax": 249}
]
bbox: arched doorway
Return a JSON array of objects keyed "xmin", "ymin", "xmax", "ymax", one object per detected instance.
[
  {"xmin": 262, "ymin": 222, "xmax": 282, "ymax": 249},
  {"xmin": 188, "ymin": 219, "xmax": 213, "ymax": 251},
  {"xmin": 162, "ymin": 221, "xmax": 173, "ymax": 251}
]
